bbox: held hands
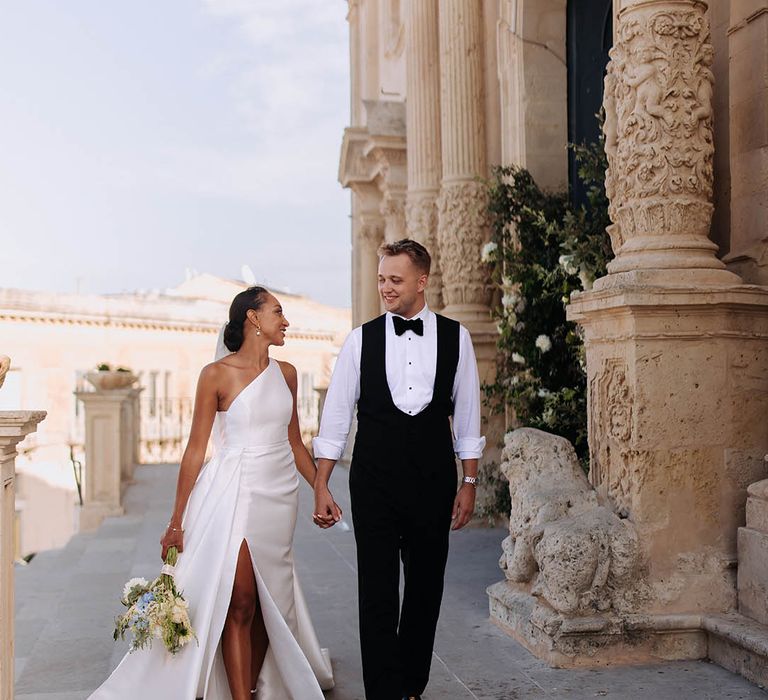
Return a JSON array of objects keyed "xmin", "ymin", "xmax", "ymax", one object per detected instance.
[
  {"xmin": 451, "ymin": 483, "xmax": 476, "ymax": 530},
  {"xmin": 313, "ymin": 484, "xmax": 343, "ymax": 529},
  {"xmin": 160, "ymin": 523, "xmax": 184, "ymax": 560}
]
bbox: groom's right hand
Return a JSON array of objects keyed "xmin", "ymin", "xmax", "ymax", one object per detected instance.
[{"xmin": 313, "ymin": 484, "xmax": 342, "ymax": 529}]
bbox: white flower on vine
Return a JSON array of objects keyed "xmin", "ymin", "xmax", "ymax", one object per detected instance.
[
  {"xmin": 535, "ymin": 335, "xmax": 552, "ymax": 353},
  {"xmin": 558, "ymin": 254, "xmax": 578, "ymax": 276},
  {"xmin": 501, "ymin": 275, "xmax": 514, "ymax": 289},
  {"xmin": 480, "ymin": 241, "xmax": 498, "ymax": 263},
  {"xmin": 511, "ymin": 352, "xmax": 526, "ymax": 365},
  {"xmin": 495, "ymin": 323, "xmax": 504, "ymax": 335},
  {"xmin": 515, "ymin": 297, "xmax": 526, "ymax": 314},
  {"xmin": 501, "ymin": 292, "xmax": 519, "ymax": 309},
  {"xmin": 506, "ymin": 312, "xmax": 517, "ymax": 326},
  {"xmin": 537, "ymin": 388, "xmax": 551, "ymax": 398}
]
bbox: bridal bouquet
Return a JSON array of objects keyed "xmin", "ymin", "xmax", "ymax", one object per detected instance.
[{"xmin": 113, "ymin": 546, "xmax": 196, "ymax": 655}]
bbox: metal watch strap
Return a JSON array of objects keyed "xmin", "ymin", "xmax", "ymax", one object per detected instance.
[{"xmin": 462, "ymin": 476, "xmax": 477, "ymax": 486}]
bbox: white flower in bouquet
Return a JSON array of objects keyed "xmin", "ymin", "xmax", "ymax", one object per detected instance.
[
  {"xmin": 122, "ymin": 577, "xmax": 149, "ymax": 604},
  {"xmin": 511, "ymin": 352, "xmax": 526, "ymax": 365},
  {"xmin": 480, "ymin": 241, "xmax": 498, "ymax": 263},
  {"xmin": 535, "ymin": 335, "xmax": 552, "ymax": 353}
]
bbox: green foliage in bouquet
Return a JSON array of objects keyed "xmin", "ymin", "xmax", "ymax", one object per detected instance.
[
  {"xmin": 483, "ymin": 141, "xmax": 612, "ymax": 472},
  {"xmin": 114, "ymin": 546, "xmax": 196, "ymax": 655}
]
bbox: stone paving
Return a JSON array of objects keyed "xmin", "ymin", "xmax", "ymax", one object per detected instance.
[{"xmin": 14, "ymin": 464, "xmax": 768, "ymax": 700}]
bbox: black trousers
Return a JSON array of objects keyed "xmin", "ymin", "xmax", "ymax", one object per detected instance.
[{"xmin": 350, "ymin": 461, "xmax": 455, "ymax": 700}]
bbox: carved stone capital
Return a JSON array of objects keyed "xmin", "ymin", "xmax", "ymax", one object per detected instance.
[
  {"xmin": 436, "ymin": 180, "xmax": 493, "ymax": 314},
  {"xmin": 600, "ymin": 0, "xmax": 740, "ymax": 284}
]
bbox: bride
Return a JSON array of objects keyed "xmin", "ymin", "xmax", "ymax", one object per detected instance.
[{"xmin": 90, "ymin": 286, "xmax": 339, "ymax": 700}]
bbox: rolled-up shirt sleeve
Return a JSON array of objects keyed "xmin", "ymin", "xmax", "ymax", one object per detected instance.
[
  {"xmin": 311, "ymin": 329, "xmax": 361, "ymax": 461},
  {"xmin": 452, "ymin": 326, "xmax": 486, "ymax": 460}
]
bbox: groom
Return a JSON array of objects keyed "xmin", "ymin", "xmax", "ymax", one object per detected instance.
[{"xmin": 312, "ymin": 239, "xmax": 485, "ymax": 700}]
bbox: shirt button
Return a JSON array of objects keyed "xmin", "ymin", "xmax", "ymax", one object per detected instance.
[
  {"xmin": 408, "ymin": 361, "xmax": 412, "ymax": 365},
  {"xmin": 409, "ymin": 387, "xmax": 412, "ymax": 390},
  {"xmin": 408, "ymin": 410, "xmax": 412, "ymax": 414}
]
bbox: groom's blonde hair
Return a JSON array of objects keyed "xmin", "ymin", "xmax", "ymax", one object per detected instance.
[{"xmin": 379, "ymin": 239, "xmax": 431, "ymax": 275}]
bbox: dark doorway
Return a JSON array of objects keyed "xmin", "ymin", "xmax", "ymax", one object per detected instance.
[{"xmin": 566, "ymin": 0, "xmax": 613, "ymax": 206}]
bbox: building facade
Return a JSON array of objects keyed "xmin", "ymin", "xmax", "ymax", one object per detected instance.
[
  {"xmin": 340, "ymin": 0, "xmax": 768, "ymax": 683},
  {"xmin": 0, "ymin": 274, "xmax": 350, "ymax": 556}
]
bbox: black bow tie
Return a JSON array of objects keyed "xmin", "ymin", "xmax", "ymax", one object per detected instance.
[{"xmin": 393, "ymin": 316, "xmax": 424, "ymax": 336}]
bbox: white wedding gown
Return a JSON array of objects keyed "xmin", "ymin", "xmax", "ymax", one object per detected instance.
[{"xmin": 90, "ymin": 358, "xmax": 334, "ymax": 699}]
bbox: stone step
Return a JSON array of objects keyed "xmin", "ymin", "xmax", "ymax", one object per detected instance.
[{"xmin": 703, "ymin": 613, "xmax": 768, "ymax": 688}]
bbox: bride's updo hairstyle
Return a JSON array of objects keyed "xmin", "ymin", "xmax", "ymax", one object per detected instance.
[{"xmin": 223, "ymin": 286, "xmax": 268, "ymax": 352}]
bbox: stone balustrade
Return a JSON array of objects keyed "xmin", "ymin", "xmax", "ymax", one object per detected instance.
[{"xmin": 0, "ymin": 409, "xmax": 46, "ymax": 700}]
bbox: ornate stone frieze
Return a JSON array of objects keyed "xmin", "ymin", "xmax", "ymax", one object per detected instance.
[
  {"xmin": 589, "ymin": 358, "xmax": 634, "ymax": 514},
  {"xmin": 602, "ymin": 0, "xmax": 732, "ymax": 275},
  {"xmin": 436, "ymin": 181, "xmax": 493, "ymax": 309}
]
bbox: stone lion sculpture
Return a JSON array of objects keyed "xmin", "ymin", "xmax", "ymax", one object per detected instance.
[
  {"xmin": 0, "ymin": 356, "xmax": 10, "ymax": 390},
  {"xmin": 499, "ymin": 428, "xmax": 642, "ymax": 615}
]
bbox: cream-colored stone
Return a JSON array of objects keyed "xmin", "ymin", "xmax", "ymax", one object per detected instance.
[
  {"xmin": 404, "ymin": 0, "xmax": 443, "ymax": 309},
  {"xmin": 0, "ymin": 410, "xmax": 45, "ymax": 700},
  {"xmin": 738, "ymin": 478, "xmax": 768, "ymax": 624},
  {"xmin": 0, "ymin": 358, "xmax": 8, "ymax": 391},
  {"xmin": 499, "ymin": 428, "xmax": 644, "ymax": 616},
  {"xmin": 569, "ymin": 284, "xmax": 768, "ymax": 614},
  {"xmin": 601, "ymin": 0, "xmax": 740, "ymax": 283},
  {"xmin": 75, "ymin": 389, "xmax": 133, "ymax": 531}
]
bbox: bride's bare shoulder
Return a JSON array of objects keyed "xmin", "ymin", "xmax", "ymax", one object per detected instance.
[
  {"xmin": 198, "ymin": 360, "xmax": 235, "ymax": 387},
  {"xmin": 275, "ymin": 360, "xmax": 297, "ymax": 386}
]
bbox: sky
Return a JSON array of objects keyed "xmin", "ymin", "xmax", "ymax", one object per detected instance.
[{"xmin": 0, "ymin": 0, "xmax": 352, "ymax": 307}]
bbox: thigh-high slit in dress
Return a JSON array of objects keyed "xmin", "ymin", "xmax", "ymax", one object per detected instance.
[{"xmin": 89, "ymin": 358, "xmax": 334, "ymax": 700}]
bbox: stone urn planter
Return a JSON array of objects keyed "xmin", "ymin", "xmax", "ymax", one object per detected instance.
[{"xmin": 86, "ymin": 370, "xmax": 137, "ymax": 391}]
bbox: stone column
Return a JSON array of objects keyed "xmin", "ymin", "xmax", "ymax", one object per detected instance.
[
  {"xmin": 598, "ymin": 0, "xmax": 740, "ymax": 288},
  {"xmin": 0, "ymin": 410, "xmax": 45, "ymax": 700},
  {"xmin": 405, "ymin": 0, "xmax": 444, "ymax": 310},
  {"xmin": 76, "ymin": 389, "xmax": 134, "ymax": 531},
  {"xmin": 721, "ymin": 2, "xmax": 768, "ymax": 284},
  {"xmin": 437, "ymin": 0, "xmax": 504, "ymax": 516},
  {"xmin": 437, "ymin": 0, "xmax": 493, "ymax": 325},
  {"xmin": 357, "ymin": 207, "xmax": 386, "ymax": 321},
  {"xmin": 568, "ymin": 0, "xmax": 768, "ymax": 619}
]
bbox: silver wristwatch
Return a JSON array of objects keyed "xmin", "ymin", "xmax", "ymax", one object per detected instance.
[{"xmin": 462, "ymin": 476, "xmax": 478, "ymax": 487}]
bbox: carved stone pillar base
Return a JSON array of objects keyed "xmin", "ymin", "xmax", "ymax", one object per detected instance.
[
  {"xmin": 567, "ymin": 284, "xmax": 768, "ymax": 615},
  {"xmin": 488, "ymin": 582, "xmax": 708, "ymax": 667}
]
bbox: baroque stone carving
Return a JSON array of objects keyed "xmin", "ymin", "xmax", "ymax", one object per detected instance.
[
  {"xmin": 589, "ymin": 359, "xmax": 634, "ymax": 513},
  {"xmin": 436, "ymin": 181, "xmax": 493, "ymax": 309},
  {"xmin": 499, "ymin": 428, "xmax": 644, "ymax": 615},
  {"xmin": 0, "ymin": 356, "xmax": 10, "ymax": 390},
  {"xmin": 602, "ymin": 0, "xmax": 724, "ymax": 272},
  {"xmin": 406, "ymin": 193, "xmax": 444, "ymax": 309}
]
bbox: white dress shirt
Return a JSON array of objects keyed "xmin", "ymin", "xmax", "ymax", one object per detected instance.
[{"xmin": 312, "ymin": 305, "xmax": 486, "ymax": 461}]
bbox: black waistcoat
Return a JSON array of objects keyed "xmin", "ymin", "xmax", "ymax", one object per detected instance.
[{"xmin": 351, "ymin": 312, "xmax": 460, "ymax": 481}]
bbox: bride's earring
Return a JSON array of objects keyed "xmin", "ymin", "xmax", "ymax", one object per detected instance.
[{"xmin": 256, "ymin": 326, "xmax": 261, "ymax": 336}]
